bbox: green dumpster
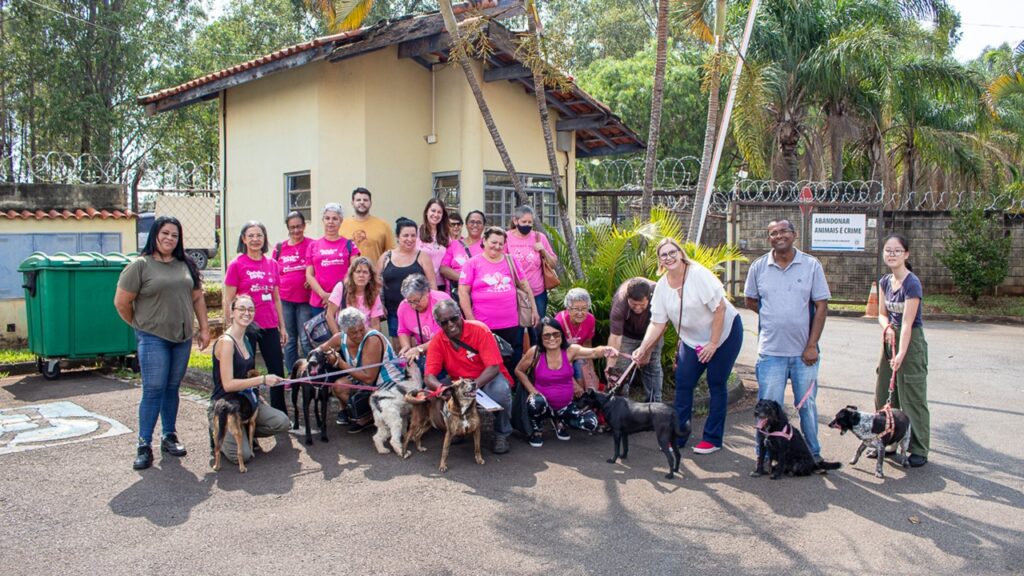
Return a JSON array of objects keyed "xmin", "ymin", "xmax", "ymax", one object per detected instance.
[{"xmin": 18, "ymin": 252, "xmax": 137, "ymax": 379}]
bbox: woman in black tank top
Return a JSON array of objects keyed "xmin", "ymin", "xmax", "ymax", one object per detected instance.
[{"xmin": 377, "ymin": 218, "xmax": 437, "ymax": 339}]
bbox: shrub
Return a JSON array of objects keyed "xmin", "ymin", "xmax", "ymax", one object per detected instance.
[{"xmin": 938, "ymin": 206, "xmax": 1011, "ymax": 303}]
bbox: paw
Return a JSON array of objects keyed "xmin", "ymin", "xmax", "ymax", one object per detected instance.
[
  {"xmin": 475, "ymin": 456, "xmax": 485, "ymax": 465},
  {"xmin": 875, "ymin": 472, "xmax": 884, "ymax": 479},
  {"xmin": 438, "ymin": 464, "xmax": 448, "ymax": 473},
  {"xmin": 212, "ymin": 463, "xmax": 221, "ymax": 471},
  {"xmin": 849, "ymin": 458, "xmax": 858, "ymax": 465},
  {"xmin": 239, "ymin": 465, "xmax": 247, "ymax": 473},
  {"xmin": 402, "ymin": 450, "xmax": 412, "ymax": 459},
  {"xmin": 417, "ymin": 445, "xmax": 428, "ymax": 452},
  {"xmin": 304, "ymin": 438, "xmax": 313, "ymax": 446},
  {"xmin": 320, "ymin": 436, "xmax": 329, "ymax": 443},
  {"xmin": 606, "ymin": 458, "xmax": 617, "ymax": 464},
  {"xmin": 375, "ymin": 446, "xmax": 390, "ymax": 455}
]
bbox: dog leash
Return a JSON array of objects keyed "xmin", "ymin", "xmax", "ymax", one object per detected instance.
[
  {"xmin": 605, "ymin": 359, "xmax": 638, "ymax": 396},
  {"xmin": 270, "ymin": 358, "xmax": 409, "ymax": 389}
]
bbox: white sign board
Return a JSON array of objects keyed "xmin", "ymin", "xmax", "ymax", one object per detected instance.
[{"xmin": 811, "ymin": 213, "xmax": 866, "ymax": 251}]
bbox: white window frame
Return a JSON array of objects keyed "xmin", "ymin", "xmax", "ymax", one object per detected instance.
[{"xmin": 285, "ymin": 171, "xmax": 311, "ymax": 222}]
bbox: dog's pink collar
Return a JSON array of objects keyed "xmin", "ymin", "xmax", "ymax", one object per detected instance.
[{"xmin": 756, "ymin": 419, "xmax": 793, "ymax": 441}]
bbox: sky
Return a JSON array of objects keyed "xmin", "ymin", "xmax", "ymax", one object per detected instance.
[{"xmin": 946, "ymin": 0, "xmax": 1023, "ymax": 61}]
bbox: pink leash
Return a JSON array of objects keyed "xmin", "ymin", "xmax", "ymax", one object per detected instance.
[{"xmin": 268, "ymin": 358, "xmax": 408, "ymax": 391}]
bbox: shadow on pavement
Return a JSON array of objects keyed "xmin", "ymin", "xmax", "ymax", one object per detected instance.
[
  {"xmin": 108, "ymin": 456, "xmax": 214, "ymax": 527},
  {"xmin": 4, "ymin": 372, "xmax": 131, "ymax": 403}
]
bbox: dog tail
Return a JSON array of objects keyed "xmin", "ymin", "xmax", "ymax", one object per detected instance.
[
  {"xmin": 816, "ymin": 459, "xmax": 842, "ymax": 470},
  {"xmin": 213, "ymin": 398, "xmax": 238, "ymax": 445}
]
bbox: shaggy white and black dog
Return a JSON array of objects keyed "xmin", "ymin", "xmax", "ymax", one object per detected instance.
[{"xmin": 369, "ymin": 360, "xmax": 425, "ymax": 456}]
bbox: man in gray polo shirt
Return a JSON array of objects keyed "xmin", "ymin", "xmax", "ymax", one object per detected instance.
[{"xmin": 744, "ymin": 219, "xmax": 830, "ymax": 461}]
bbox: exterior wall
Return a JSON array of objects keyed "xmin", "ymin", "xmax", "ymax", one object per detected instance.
[
  {"xmin": 222, "ymin": 48, "xmax": 581, "ymax": 253},
  {"xmin": 0, "ymin": 218, "xmax": 135, "ymax": 343}
]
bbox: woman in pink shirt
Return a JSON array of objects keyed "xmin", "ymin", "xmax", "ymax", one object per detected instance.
[
  {"xmin": 505, "ymin": 205, "xmax": 557, "ymax": 345},
  {"xmin": 274, "ymin": 211, "xmax": 316, "ymax": 375},
  {"xmin": 224, "ymin": 220, "xmax": 288, "ymax": 412},
  {"xmin": 325, "ymin": 256, "xmax": 385, "ymax": 333},
  {"xmin": 440, "ymin": 210, "xmax": 486, "ymax": 301},
  {"xmin": 459, "ymin": 226, "xmax": 539, "ymax": 376},
  {"xmin": 395, "ymin": 274, "xmax": 451, "ymax": 372},
  {"xmin": 555, "ymin": 288, "xmax": 600, "ymax": 391},
  {"xmin": 306, "ymin": 203, "xmax": 360, "ymax": 309},
  {"xmin": 416, "ymin": 198, "xmax": 450, "ymax": 291}
]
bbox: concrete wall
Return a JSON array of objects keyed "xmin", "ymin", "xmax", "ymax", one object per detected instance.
[
  {"xmin": 0, "ymin": 183, "xmax": 126, "ymax": 211},
  {"xmin": 221, "ymin": 47, "xmax": 578, "ymax": 255}
]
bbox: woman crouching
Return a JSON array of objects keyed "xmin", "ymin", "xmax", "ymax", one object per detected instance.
[{"xmin": 514, "ymin": 317, "xmax": 618, "ymax": 448}]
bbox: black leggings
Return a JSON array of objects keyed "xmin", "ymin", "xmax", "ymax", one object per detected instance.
[{"xmin": 246, "ymin": 327, "xmax": 286, "ymax": 412}]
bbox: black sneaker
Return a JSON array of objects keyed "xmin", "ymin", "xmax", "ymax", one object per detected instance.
[
  {"xmin": 347, "ymin": 421, "xmax": 370, "ymax": 434},
  {"xmin": 908, "ymin": 454, "xmax": 928, "ymax": 467},
  {"xmin": 528, "ymin": 432, "xmax": 544, "ymax": 448},
  {"xmin": 336, "ymin": 411, "xmax": 350, "ymax": 426},
  {"xmin": 133, "ymin": 443, "xmax": 153, "ymax": 470},
  {"xmin": 555, "ymin": 425, "xmax": 570, "ymax": 441},
  {"xmin": 160, "ymin": 433, "xmax": 187, "ymax": 457},
  {"xmin": 493, "ymin": 435, "xmax": 510, "ymax": 454}
]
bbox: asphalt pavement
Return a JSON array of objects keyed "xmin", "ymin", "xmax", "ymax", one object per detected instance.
[{"xmin": 1, "ymin": 309, "xmax": 1021, "ymax": 575}]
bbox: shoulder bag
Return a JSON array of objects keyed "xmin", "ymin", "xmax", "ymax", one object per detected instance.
[
  {"xmin": 304, "ymin": 285, "xmax": 344, "ymax": 347},
  {"xmin": 535, "ymin": 232, "xmax": 561, "ymax": 290},
  {"xmin": 505, "ymin": 255, "xmax": 535, "ymax": 328}
]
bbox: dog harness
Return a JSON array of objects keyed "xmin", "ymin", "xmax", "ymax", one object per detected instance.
[{"xmin": 756, "ymin": 419, "xmax": 793, "ymax": 441}]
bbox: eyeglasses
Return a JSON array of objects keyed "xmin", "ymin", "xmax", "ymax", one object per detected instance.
[
  {"xmin": 658, "ymin": 250, "xmax": 681, "ymax": 261},
  {"xmin": 568, "ymin": 306, "xmax": 589, "ymax": 314},
  {"xmin": 405, "ymin": 294, "xmax": 427, "ymax": 307},
  {"xmin": 541, "ymin": 332, "xmax": 562, "ymax": 341},
  {"xmin": 768, "ymin": 229, "xmax": 795, "ymax": 239},
  {"xmin": 234, "ymin": 307, "xmax": 255, "ymax": 314},
  {"xmin": 449, "ymin": 222, "xmax": 463, "ymax": 228},
  {"xmin": 437, "ymin": 315, "xmax": 461, "ymax": 326},
  {"xmin": 884, "ymin": 249, "xmax": 905, "ymax": 256}
]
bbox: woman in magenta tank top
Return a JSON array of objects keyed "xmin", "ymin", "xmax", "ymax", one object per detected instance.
[{"xmin": 514, "ymin": 317, "xmax": 619, "ymax": 447}]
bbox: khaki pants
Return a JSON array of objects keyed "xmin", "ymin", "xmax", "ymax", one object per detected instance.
[
  {"xmin": 876, "ymin": 327, "xmax": 930, "ymax": 457},
  {"xmin": 208, "ymin": 400, "xmax": 291, "ymax": 463}
]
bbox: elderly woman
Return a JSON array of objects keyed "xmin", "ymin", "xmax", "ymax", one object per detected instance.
[
  {"xmin": 317, "ymin": 307, "xmax": 404, "ymax": 433},
  {"xmin": 632, "ymin": 238, "xmax": 743, "ymax": 455},
  {"xmin": 224, "ymin": 220, "xmax": 288, "ymax": 412},
  {"xmin": 505, "ymin": 205, "xmax": 557, "ymax": 344},
  {"xmin": 115, "ymin": 216, "xmax": 209, "ymax": 470},
  {"xmin": 555, "ymin": 287, "xmax": 599, "ymax": 390},
  {"xmin": 326, "ymin": 256, "xmax": 384, "ymax": 333},
  {"xmin": 396, "ymin": 274, "xmax": 451, "ymax": 366},
  {"xmin": 306, "ymin": 203, "xmax": 360, "ymax": 310},
  {"xmin": 515, "ymin": 317, "xmax": 616, "ymax": 447},
  {"xmin": 459, "ymin": 226, "xmax": 539, "ymax": 378}
]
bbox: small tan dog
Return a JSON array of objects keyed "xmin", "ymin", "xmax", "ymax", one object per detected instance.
[
  {"xmin": 403, "ymin": 378, "xmax": 484, "ymax": 472},
  {"xmin": 211, "ymin": 369, "xmax": 260, "ymax": 473}
]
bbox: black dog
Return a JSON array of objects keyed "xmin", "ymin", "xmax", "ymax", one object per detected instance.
[
  {"xmin": 290, "ymin": 350, "xmax": 332, "ymax": 446},
  {"xmin": 828, "ymin": 405, "xmax": 911, "ymax": 478},
  {"xmin": 579, "ymin": 389, "xmax": 689, "ymax": 479},
  {"xmin": 752, "ymin": 399, "xmax": 841, "ymax": 479}
]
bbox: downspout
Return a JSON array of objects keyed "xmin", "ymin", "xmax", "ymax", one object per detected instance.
[{"xmin": 220, "ymin": 89, "xmax": 228, "ymax": 270}]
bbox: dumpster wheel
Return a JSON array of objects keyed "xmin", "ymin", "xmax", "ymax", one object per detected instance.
[{"xmin": 38, "ymin": 358, "xmax": 61, "ymax": 380}]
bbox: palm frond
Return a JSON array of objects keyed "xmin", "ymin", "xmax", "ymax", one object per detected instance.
[
  {"xmin": 987, "ymin": 72, "xmax": 1024, "ymax": 113},
  {"xmin": 333, "ymin": 0, "xmax": 375, "ymax": 32}
]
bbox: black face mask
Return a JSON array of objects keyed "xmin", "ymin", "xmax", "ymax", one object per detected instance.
[{"xmin": 517, "ymin": 224, "xmax": 533, "ymax": 235}]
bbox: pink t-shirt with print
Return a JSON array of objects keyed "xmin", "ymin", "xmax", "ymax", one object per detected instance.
[
  {"xmin": 505, "ymin": 231, "xmax": 555, "ymax": 296},
  {"xmin": 555, "ymin": 309, "xmax": 596, "ymax": 345},
  {"xmin": 397, "ymin": 290, "xmax": 452, "ymax": 345},
  {"xmin": 459, "ymin": 254, "xmax": 526, "ymax": 331},
  {"xmin": 225, "ymin": 254, "xmax": 280, "ymax": 329},
  {"xmin": 306, "ymin": 236, "xmax": 359, "ymax": 308},
  {"xmin": 440, "ymin": 239, "xmax": 484, "ymax": 284},
  {"xmin": 327, "ymin": 283, "xmax": 385, "ymax": 325},
  {"xmin": 417, "ymin": 236, "xmax": 448, "ymax": 288},
  {"xmin": 275, "ymin": 237, "xmax": 315, "ymax": 304}
]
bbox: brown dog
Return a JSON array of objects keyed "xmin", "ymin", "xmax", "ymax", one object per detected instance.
[
  {"xmin": 402, "ymin": 378, "xmax": 484, "ymax": 472},
  {"xmin": 212, "ymin": 369, "xmax": 260, "ymax": 473}
]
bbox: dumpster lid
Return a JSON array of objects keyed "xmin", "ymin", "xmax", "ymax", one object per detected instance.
[{"xmin": 18, "ymin": 251, "xmax": 136, "ymax": 271}]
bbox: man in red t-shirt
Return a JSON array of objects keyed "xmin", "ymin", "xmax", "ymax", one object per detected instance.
[{"xmin": 425, "ymin": 299, "xmax": 513, "ymax": 454}]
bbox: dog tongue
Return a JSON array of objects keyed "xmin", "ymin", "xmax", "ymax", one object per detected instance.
[{"xmin": 756, "ymin": 418, "xmax": 767, "ymax": 429}]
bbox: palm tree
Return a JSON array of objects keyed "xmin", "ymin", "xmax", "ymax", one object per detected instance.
[
  {"xmin": 521, "ymin": 0, "xmax": 584, "ymax": 278},
  {"xmin": 438, "ymin": 0, "xmax": 528, "ymax": 204},
  {"xmin": 306, "ymin": 0, "xmax": 376, "ymax": 32},
  {"xmin": 681, "ymin": 0, "xmax": 727, "ymax": 241},
  {"xmin": 639, "ymin": 0, "xmax": 670, "ymax": 221}
]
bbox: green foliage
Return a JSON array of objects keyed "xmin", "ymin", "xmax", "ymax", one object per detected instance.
[
  {"xmin": 0, "ymin": 349, "xmax": 35, "ymax": 365},
  {"xmin": 188, "ymin": 352, "xmax": 214, "ymax": 372},
  {"xmin": 545, "ymin": 207, "xmax": 746, "ymax": 381},
  {"xmin": 938, "ymin": 206, "xmax": 1012, "ymax": 303}
]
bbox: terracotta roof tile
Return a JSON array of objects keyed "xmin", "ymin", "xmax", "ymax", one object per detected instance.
[{"xmin": 1, "ymin": 209, "xmax": 135, "ymax": 220}]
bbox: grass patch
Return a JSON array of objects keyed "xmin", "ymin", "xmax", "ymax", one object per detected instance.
[
  {"xmin": 113, "ymin": 368, "xmax": 139, "ymax": 381},
  {"xmin": 189, "ymin": 352, "xmax": 213, "ymax": 371},
  {"xmin": 0, "ymin": 371, "xmax": 9, "ymax": 379},
  {"xmin": 0, "ymin": 348, "xmax": 34, "ymax": 365},
  {"xmin": 925, "ymin": 294, "xmax": 1024, "ymax": 317},
  {"xmin": 831, "ymin": 303, "xmax": 867, "ymax": 313}
]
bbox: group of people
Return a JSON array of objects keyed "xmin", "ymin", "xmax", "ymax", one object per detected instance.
[{"xmin": 114, "ymin": 189, "xmax": 930, "ymax": 474}]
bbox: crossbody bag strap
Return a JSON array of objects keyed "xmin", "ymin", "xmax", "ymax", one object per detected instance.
[
  {"xmin": 677, "ymin": 267, "xmax": 688, "ymax": 352},
  {"xmin": 461, "ymin": 240, "xmax": 471, "ymax": 259},
  {"xmin": 415, "ymin": 307, "xmax": 426, "ymax": 345},
  {"xmin": 505, "ymin": 254, "xmax": 519, "ymax": 286},
  {"xmin": 450, "ymin": 334, "xmax": 479, "ymax": 356}
]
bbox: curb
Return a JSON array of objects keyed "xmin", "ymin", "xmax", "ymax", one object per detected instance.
[{"xmin": 759, "ymin": 307, "xmax": 1024, "ymax": 326}]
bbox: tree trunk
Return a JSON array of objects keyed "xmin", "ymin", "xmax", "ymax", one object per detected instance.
[
  {"xmin": 779, "ymin": 122, "xmax": 800, "ymax": 182},
  {"xmin": 640, "ymin": 0, "xmax": 670, "ymax": 222},
  {"xmin": 687, "ymin": 0, "xmax": 727, "ymax": 242},
  {"xmin": 525, "ymin": 0, "xmax": 583, "ymax": 279},
  {"xmin": 438, "ymin": 0, "xmax": 527, "ymax": 206},
  {"xmin": 829, "ymin": 113, "xmax": 844, "ymax": 184}
]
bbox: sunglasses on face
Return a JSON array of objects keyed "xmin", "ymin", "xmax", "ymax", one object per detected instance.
[
  {"xmin": 541, "ymin": 332, "xmax": 562, "ymax": 341},
  {"xmin": 437, "ymin": 316, "xmax": 461, "ymax": 326}
]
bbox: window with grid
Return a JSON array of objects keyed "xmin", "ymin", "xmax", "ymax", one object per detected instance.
[
  {"xmin": 285, "ymin": 172, "xmax": 311, "ymax": 222},
  {"xmin": 483, "ymin": 172, "xmax": 557, "ymax": 228},
  {"xmin": 432, "ymin": 172, "xmax": 460, "ymax": 213}
]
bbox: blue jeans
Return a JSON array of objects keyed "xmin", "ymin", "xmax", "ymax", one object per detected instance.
[
  {"xmin": 386, "ymin": 310, "xmax": 400, "ymax": 337},
  {"xmin": 527, "ymin": 291, "xmax": 549, "ymax": 346},
  {"xmin": 136, "ymin": 329, "xmax": 192, "ymax": 445},
  {"xmin": 482, "ymin": 373, "xmax": 513, "ymax": 438},
  {"xmin": 674, "ymin": 315, "xmax": 743, "ymax": 448},
  {"xmin": 756, "ymin": 354, "xmax": 821, "ymax": 457},
  {"xmin": 281, "ymin": 299, "xmax": 314, "ymax": 372}
]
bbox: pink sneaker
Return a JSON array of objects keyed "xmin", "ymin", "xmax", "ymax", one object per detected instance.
[{"xmin": 692, "ymin": 441, "xmax": 720, "ymax": 454}]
